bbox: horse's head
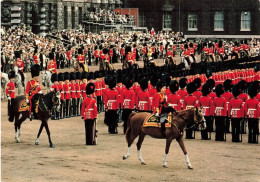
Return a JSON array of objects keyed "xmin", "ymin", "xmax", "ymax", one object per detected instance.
[
  {"xmin": 52, "ymin": 90, "xmax": 61, "ymax": 112},
  {"xmin": 193, "ymin": 107, "xmax": 206, "ymax": 130}
]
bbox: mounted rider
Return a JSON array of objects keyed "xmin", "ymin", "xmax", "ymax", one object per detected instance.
[
  {"xmin": 6, "ymin": 70, "xmax": 16, "ymax": 118},
  {"xmin": 25, "ymin": 64, "xmax": 42, "ymax": 121},
  {"xmin": 47, "ymin": 53, "xmax": 57, "ymax": 74},
  {"xmin": 14, "ymin": 50, "xmax": 25, "ymax": 86}
]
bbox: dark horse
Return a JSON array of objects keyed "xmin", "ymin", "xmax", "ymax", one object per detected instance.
[
  {"xmin": 8, "ymin": 91, "xmax": 61, "ymax": 148},
  {"xmin": 123, "ymin": 107, "xmax": 206, "ymax": 168}
]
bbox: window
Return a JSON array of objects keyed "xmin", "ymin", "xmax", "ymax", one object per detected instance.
[
  {"xmin": 214, "ymin": 11, "xmax": 224, "ymax": 31},
  {"xmin": 64, "ymin": 6, "xmax": 68, "ymax": 29},
  {"xmin": 188, "ymin": 13, "xmax": 197, "ymax": 31},
  {"xmin": 241, "ymin": 11, "xmax": 251, "ymax": 31},
  {"xmin": 139, "ymin": 12, "xmax": 146, "ymax": 27},
  {"xmin": 163, "ymin": 11, "xmax": 172, "ymax": 29},
  {"xmin": 79, "ymin": 7, "xmax": 82, "ymax": 24}
]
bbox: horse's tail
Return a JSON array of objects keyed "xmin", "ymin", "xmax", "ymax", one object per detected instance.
[{"xmin": 125, "ymin": 112, "xmax": 136, "ymax": 143}]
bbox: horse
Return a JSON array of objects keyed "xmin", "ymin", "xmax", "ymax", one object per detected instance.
[
  {"xmin": 1, "ymin": 72, "xmax": 9, "ymax": 99},
  {"xmin": 74, "ymin": 61, "xmax": 89, "ymax": 73},
  {"xmin": 181, "ymin": 56, "xmax": 191, "ymax": 70},
  {"xmin": 14, "ymin": 66, "xmax": 26, "ymax": 96},
  {"xmin": 41, "ymin": 70, "xmax": 52, "ymax": 93},
  {"xmin": 123, "ymin": 107, "xmax": 206, "ymax": 168},
  {"xmin": 8, "ymin": 91, "xmax": 61, "ymax": 148}
]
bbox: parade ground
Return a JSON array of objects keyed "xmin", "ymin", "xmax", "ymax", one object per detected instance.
[{"xmin": 1, "ymin": 58, "xmax": 260, "ymax": 182}]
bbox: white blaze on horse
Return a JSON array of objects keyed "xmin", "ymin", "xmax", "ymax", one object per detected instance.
[
  {"xmin": 14, "ymin": 66, "xmax": 26, "ymax": 96},
  {"xmin": 41, "ymin": 70, "xmax": 52, "ymax": 93},
  {"xmin": 1, "ymin": 72, "xmax": 9, "ymax": 99},
  {"xmin": 123, "ymin": 107, "xmax": 206, "ymax": 169}
]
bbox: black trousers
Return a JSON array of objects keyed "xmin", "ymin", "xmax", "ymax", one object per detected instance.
[
  {"xmin": 70, "ymin": 98, "xmax": 76, "ymax": 116},
  {"xmin": 107, "ymin": 110, "xmax": 118, "ymax": 134},
  {"xmin": 85, "ymin": 119, "xmax": 96, "ymax": 145},
  {"xmin": 65, "ymin": 99, "xmax": 70, "ymax": 118},
  {"xmin": 96, "ymin": 96, "xmax": 102, "ymax": 113},
  {"xmin": 76, "ymin": 98, "xmax": 80, "ymax": 116},
  {"xmin": 122, "ymin": 109, "xmax": 132, "ymax": 134},
  {"xmin": 201, "ymin": 116, "xmax": 211, "ymax": 140},
  {"xmin": 248, "ymin": 118, "xmax": 259, "ymax": 143},
  {"xmin": 60, "ymin": 100, "xmax": 64, "ymax": 119},
  {"xmin": 8, "ymin": 98, "xmax": 15, "ymax": 116},
  {"xmin": 231, "ymin": 118, "xmax": 242, "ymax": 142},
  {"xmin": 215, "ymin": 116, "xmax": 226, "ymax": 141}
]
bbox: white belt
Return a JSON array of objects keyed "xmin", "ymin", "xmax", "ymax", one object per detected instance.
[
  {"xmin": 61, "ymin": 91, "xmax": 64, "ymax": 93},
  {"xmin": 203, "ymin": 107, "xmax": 209, "ymax": 109},
  {"xmin": 169, "ymin": 103, "xmax": 177, "ymax": 107},
  {"xmin": 96, "ymin": 89, "xmax": 102, "ymax": 90},
  {"xmin": 139, "ymin": 101, "xmax": 148, "ymax": 104},
  {"xmin": 216, "ymin": 107, "xmax": 224, "ymax": 110},
  {"xmin": 71, "ymin": 91, "xmax": 76, "ymax": 92},
  {"xmin": 9, "ymin": 90, "xmax": 15, "ymax": 92},
  {"xmin": 108, "ymin": 100, "xmax": 116, "ymax": 102},
  {"xmin": 82, "ymin": 91, "xmax": 86, "ymax": 93},
  {"xmin": 88, "ymin": 109, "xmax": 93, "ymax": 111},
  {"xmin": 65, "ymin": 91, "xmax": 70, "ymax": 93},
  {"xmin": 124, "ymin": 99, "xmax": 131, "ymax": 102},
  {"xmin": 248, "ymin": 108, "xmax": 257, "ymax": 115},
  {"xmin": 186, "ymin": 106, "xmax": 193, "ymax": 109},
  {"xmin": 231, "ymin": 108, "xmax": 240, "ymax": 113}
]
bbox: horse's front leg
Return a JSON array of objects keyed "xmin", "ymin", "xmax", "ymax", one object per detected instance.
[
  {"xmin": 35, "ymin": 123, "xmax": 44, "ymax": 145},
  {"xmin": 163, "ymin": 138, "xmax": 173, "ymax": 168},
  {"xmin": 176, "ymin": 135, "xmax": 193, "ymax": 169},
  {"xmin": 136, "ymin": 132, "xmax": 146, "ymax": 165},
  {"xmin": 43, "ymin": 120, "xmax": 55, "ymax": 148}
]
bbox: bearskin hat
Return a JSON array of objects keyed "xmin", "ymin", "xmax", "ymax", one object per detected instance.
[
  {"xmin": 76, "ymin": 72, "xmax": 81, "ymax": 80},
  {"xmin": 250, "ymin": 81, "xmax": 259, "ymax": 92},
  {"xmin": 203, "ymin": 42, "xmax": 207, "ymax": 47},
  {"xmin": 193, "ymin": 78, "xmax": 201, "ymax": 90},
  {"xmin": 223, "ymin": 79, "xmax": 233, "ymax": 91},
  {"xmin": 232, "ymin": 84, "xmax": 241, "ymax": 97},
  {"xmin": 70, "ymin": 72, "xmax": 76, "ymax": 81},
  {"xmin": 202, "ymin": 83, "xmax": 211, "ymax": 96},
  {"xmin": 248, "ymin": 85, "xmax": 258, "ymax": 98},
  {"xmin": 64, "ymin": 72, "xmax": 70, "ymax": 81},
  {"xmin": 163, "ymin": 74, "xmax": 171, "ymax": 87},
  {"xmin": 108, "ymin": 75, "xmax": 117, "ymax": 89},
  {"xmin": 123, "ymin": 75, "xmax": 133, "ymax": 89},
  {"xmin": 31, "ymin": 64, "xmax": 40, "ymax": 78},
  {"xmin": 179, "ymin": 78, "xmax": 188, "ymax": 89},
  {"xmin": 34, "ymin": 47, "xmax": 38, "ymax": 54},
  {"xmin": 156, "ymin": 80, "xmax": 167, "ymax": 92},
  {"xmin": 58, "ymin": 73, "xmax": 64, "ymax": 82},
  {"xmin": 150, "ymin": 75, "xmax": 158, "ymax": 87},
  {"xmin": 99, "ymin": 71, "xmax": 103, "ymax": 78},
  {"xmin": 238, "ymin": 80, "xmax": 247, "ymax": 92},
  {"xmin": 140, "ymin": 78, "xmax": 148, "ymax": 91},
  {"xmin": 169, "ymin": 80, "xmax": 179, "ymax": 94},
  {"xmin": 186, "ymin": 82, "xmax": 196, "ymax": 95},
  {"xmin": 8, "ymin": 70, "xmax": 15, "ymax": 79},
  {"xmin": 78, "ymin": 48, "xmax": 83, "ymax": 55},
  {"xmin": 14, "ymin": 51, "xmax": 21, "ymax": 58},
  {"xmin": 51, "ymin": 73, "xmax": 58, "ymax": 83},
  {"xmin": 184, "ymin": 44, "xmax": 188, "ymax": 49},
  {"xmin": 117, "ymin": 76, "xmax": 122, "ymax": 83},
  {"xmin": 103, "ymin": 48, "xmax": 109, "ymax": 54},
  {"xmin": 86, "ymin": 82, "xmax": 95, "ymax": 95},
  {"xmin": 68, "ymin": 45, "xmax": 71, "ymax": 50},
  {"xmin": 81, "ymin": 72, "xmax": 88, "ymax": 80},
  {"xmin": 99, "ymin": 45, "xmax": 103, "ymax": 50},
  {"xmin": 206, "ymin": 79, "xmax": 215, "ymax": 90},
  {"xmin": 189, "ymin": 43, "xmax": 193, "ymax": 48},
  {"xmin": 215, "ymin": 84, "xmax": 224, "ymax": 97},
  {"xmin": 49, "ymin": 52, "xmax": 55, "ymax": 60},
  {"xmin": 219, "ymin": 40, "xmax": 223, "ymax": 48},
  {"xmin": 94, "ymin": 71, "xmax": 99, "ymax": 79},
  {"xmin": 208, "ymin": 43, "xmax": 212, "ymax": 48},
  {"xmin": 52, "ymin": 48, "xmax": 56, "ymax": 53},
  {"xmin": 88, "ymin": 72, "xmax": 94, "ymax": 80}
]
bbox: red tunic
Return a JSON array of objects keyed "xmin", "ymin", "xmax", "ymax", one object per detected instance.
[
  {"xmin": 70, "ymin": 83, "xmax": 76, "ymax": 99},
  {"xmin": 5, "ymin": 81, "xmax": 15, "ymax": 98},
  {"xmin": 77, "ymin": 55, "xmax": 85, "ymax": 64},
  {"xmin": 193, "ymin": 90, "xmax": 202, "ymax": 100},
  {"xmin": 95, "ymin": 81, "xmax": 102, "ymax": 97},
  {"xmin": 153, "ymin": 92, "xmax": 168, "ymax": 114},
  {"xmin": 168, "ymin": 93, "xmax": 182, "ymax": 111},
  {"xmin": 229, "ymin": 98, "xmax": 245, "ymax": 118},
  {"xmin": 25, "ymin": 80, "xmax": 41, "ymax": 100},
  {"xmin": 208, "ymin": 92, "xmax": 216, "ymax": 100},
  {"xmin": 63, "ymin": 83, "xmax": 70, "ymax": 100},
  {"xmin": 80, "ymin": 82, "xmax": 87, "ymax": 99},
  {"xmin": 103, "ymin": 89, "xmax": 120, "ymax": 110},
  {"xmin": 47, "ymin": 61, "xmax": 57, "ymax": 73},
  {"xmin": 148, "ymin": 87, "xmax": 157, "ymax": 111},
  {"xmin": 50, "ymin": 84, "xmax": 59, "ymax": 92},
  {"xmin": 14, "ymin": 59, "xmax": 24, "ymax": 72},
  {"xmin": 58, "ymin": 83, "xmax": 64, "ymax": 100},
  {"xmin": 121, "ymin": 88, "xmax": 135, "ymax": 109},
  {"xmin": 75, "ymin": 82, "xmax": 81, "ymax": 98},
  {"xmin": 183, "ymin": 95, "xmax": 198, "ymax": 109},
  {"xmin": 67, "ymin": 51, "xmax": 71, "ymax": 60},
  {"xmin": 238, "ymin": 93, "xmax": 248, "ymax": 103},
  {"xmin": 244, "ymin": 98, "xmax": 260, "ymax": 118},
  {"xmin": 213, "ymin": 97, "xmax": 227, "ymax": 116},
  {"xmin": 81, "ymin": 96, "xmax": 97, "ymax": 120},
  {"xmin": 33, "ymin": 54, "xmax": 39, "ymax": 64},
  {"xmin": 136, "ymin": 90, "xmax": 150, "ymax": 111},
  {"xmin": 197, "ymin": 96, "xmax": 214, "ymax": 116},
  {"xmin": 93, "ymin": 50, "xmax": 100, "ymax": 58}
]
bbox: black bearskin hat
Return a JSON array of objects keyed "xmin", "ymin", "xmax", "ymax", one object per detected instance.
[
  {"xmin": 184, "ymin": 44, "xmax": 188, "ymax": 49},
  {"xmin": 189, "ymin": 43, "xmax": 193, "ymax": 48},
  {"xmin": 179, "ymin": 78, "xmax": 188, "ymax": 89},
  {"xmin": 206, "ymin": 79, "xmax": 215, "ymax": 90},
  {"xmin": 49, "ymin": 52, "xmax": 55, "ymax": 60},
  {"xmin": 248, "ymin": 85, "xmax": 257, "ymax": 98},
  {"xmin": 123, "ymin": 75, "xmax": 133, "ymax": 89},
  {"xmin": 78, "ymin": 48, "xmax": 83, "ymax": 55},
  {"xmin": 238, "ymin": 80, "xmax": 247, "ymax": 92},
  {"xmin": 52, "ymin": 48, "xmax": 56, "ymax": 53},
  {"xmin": 88, "ymin": 72, "xmax": 94, "ymax": 80},
  {"xmin": 202, "ymin": 83, "xmax": 211, "ymax": 96},
  {"xmin": 8, "ymin": 70, "xmax": 15, "ymax": 79},
  {"xmin": 14, "ymin": 51, "xmax": 21, "ymax": 58},
  {"xmin": 215, "ymin": 84, "xmax": 224, "ymax": 97},
  {"xmin": 223, "ymin": 79, "xmax": 233, "ymax": 91},
  {"xmin": 219, "ymin": 40, "xmax": 223, "ymax": 48},
  {"xmin": 156, "ymin": 80, "xmax": 167, "ymax": 92},
  {"xmin": 70, "ymin": 72, "xmax": 76, "ymax": 81},
  {"xmin": 51, "ymin": 73, "xmax": 58, "ymax": 83},
  {"xmin": 140, "ymin": 78, "xmax": 148, "ymax": 91},
  {"xmin": 76, "ymin": 72, "xmax": 81, "ymax": 80},
  {"xmin": 193, "ymin": 78, "xmax": 201, "ymax": 90},
  {"xmin": 94, "ymin": 71, "xmax": 99, "ymax": 79},
  {"xmin": 108, "ymin": 75, "xmax": 117, "ymax": 89},
  {"xmin": 186, "ymin": 82, "xmax": 196, "ymax": 95},
  {"xmin": 150, "ymin": 75, "xmax": 158, "ymax": 87},
  {"xmin": 232, "ymin": 84, "xmax": 241, "ymax": 97},
  {"xmin": 103, "ymin": 48, "xmax": 109, "ymax": 54},
  {"xmin": 58, "ymin": 73, "xmax": 64, "ymax": 82},
  {"xmin": 169, "ymin": 80, "xmax": 179, "ymax": 94},
  {"xmin": 86, "ymin": 82, "xmax": 95, "ymax": 95},
  {"xmin": 64, "ymin": 72, "xmax": 70, "ymax": 81},
  {"xmin": 81, "ymin": 72, "xmax": 88, "ymax": 80},
  {"xmin": 31, "ymin": 64, "xmax": 40, "ymax": 78}
]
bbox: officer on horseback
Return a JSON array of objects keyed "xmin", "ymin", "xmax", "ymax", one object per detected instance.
[
  {"xmin": 25, "ymin": 64, "xmax": 42, "ymax": 121},
  {"xmin": 6, "ymin": 70, "xmax": 16, "ymax": 118}
]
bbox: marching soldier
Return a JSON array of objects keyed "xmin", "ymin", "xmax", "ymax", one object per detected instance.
[
  {"xmin": 14, "ymin": 51, "xmax": 25, "ymax": 86},
  {"xmin": 229, "ymin": 84, "xmax": 245, "ymax": 142},
  {"xmin": 63, "ymin": 72, "xmax": 70, "ymax": 118},
  {"xmin": 168, "ymin": 80, "xmax": 182, "ymax": 111},
  {"xmin": 25, "ymin": 64, "xmax": 42, "ymax": 121},
  {"xmin": 77, "ymin": 48, "xmax": 85, "ymax": 65},
  {"xmin": 192, "ymin": 78, "xmax": 202, "ymax": 100},
  {"xmin": 121, "ymin": 75, "xmax": 135, "ymax": 134},
  {"xmin": 148, "ymin": 76, "xmax": 158, "ymax": 111},
  {"xmin": 237, "ymin": 80, "xmax": 248, "ymax": 134},
  {"xmin": 244, "ymin": 84, "xmax": 260, "ymax": 143},
  {"xmin": 33, "ymin": 47, "xmax": 39, "ymax": 65},
  {"xmin": 94, "ymin": 72, "xmax": 103, "ymax": 113},
  {"xmin": 70, "ymin": 72, "xmax": 77, "ymax": 117},
  {"xmin": 67, "ymin": 46, "xmax": 72, "ymax": 68},
  {"xmin": 136, "ymin": 78, "xmax": 151, "ymax": 113},
  {"xmin": 176, "ymin": 78, "xmax": 188, "ymax": 110},
  {"xmin": 58, "ymin": 73, "xmax": 65, "ymax": 119},
  {"xmin": 81, "ymin": 82, "xmax": 98, "ymax": 145},
  {"xmin": 93, "ymin": 46, "xmax": 100, "ymax": 65},
  {"xmin": 75, "ymin": 72, "xmax": 82, "ymax": 116},
  {"xmin": 50, "ymin": 73, "xmax": 59, "ymax": 120},
  {"xmin": 6, "ymin": 71, "xmax": 16, "ymax": 119},
  {"xmin": 47, "ymin": 53, "xmax": 57, "ymax": 74}
]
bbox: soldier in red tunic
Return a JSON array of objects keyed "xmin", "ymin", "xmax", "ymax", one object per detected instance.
[
  {"xmin": 168, "ymin": 80, "xmax": 182, "ymax": 111},
  {"xmin": 213, "ymin": 84, "xmax": 228, "ymax": 141},
  {"xmin": 58, "ymin": 73, "xmax": 65, "ymax": 119},
  {"xmin": 66, "ymin": 46, "xmax": 72, "ymax": 68},
  {"xmin": 93, "ymin": 46, "xmax": 100, "ymax": 65},
  {"xmin": 237, "ymin": 80, "xmax": 248, "ymax": 134},
  {"xmin": 63, "ymin": 72, "xmax": 70, "ymax": 118},
  {"xmin": 80, "ymin": 72, "xmax": 88, "ymax": 100},
  {"xmin": 70, "ymin": 72, "xmax": 76, "ymax": 117},
  {"xmin": 136, "ymin": 78, "xmax": 151, "ymax": 113},
  {"xmin": 77, "ymin": 48, "xmax": 85, "ymax": 65},
  {"xmin": 33, "ymin": 47, "xmax": 39, "ymax": 64},
  {"xmin": 75, "ymin": 72, "xmax": 82, "ymax": 116},
  {"xmin": 47, "ymin": 53, "xmax": 57, "ymax": 74},
  {"xmin": 50, "ymin": 73, "xmax": 59, "ymax": 120},
  {"xmin": 6, "ymin": 71, "xmax": 16, "ymax": 118},
  {"xmin": 121, "ymin": 75, "xmax": 135, "ymax": 134},
  {"xmin": 245, "ymin": 84, "xmax": 260, "ymax": 143},
  {"xmin": 229, "ymin": 84, "xmax": 245, "ymax": 142},
  {"xmin": 25, "ymin": 64, "xmax": 42, "ymax": 120},
  {"xmin": 192, "ymin": 78, "xmax": 202, "ymax": 100},
  {"xmin": 94, "ymin": 71, "xmax": 103, "ymax": 113},
  {"xmin": 81, "ymin": 82, "xmax": 98, "ymax": 145},
  {"xmin": 176, "ymin": 78, "xmax": 188, "ymax": 110},
  {"xmin": 14, "ymin": 51, "xmax": 25, "ymax": 86}
]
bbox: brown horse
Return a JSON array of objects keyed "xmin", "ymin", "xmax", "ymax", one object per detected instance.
[
  {"xmin": 8, "ymin": 91, "xmax": 61, "ymax": 148},
  {"xmin": 123, "ymin": 107, "xmax": 206, "ymax": 168}
]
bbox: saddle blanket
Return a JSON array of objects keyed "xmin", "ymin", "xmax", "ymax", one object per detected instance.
[
  {"xmin": 18, "ymin": 99, "xmax": 29, "ymax": 112},
  {"xmin": 143, "ymin": 114, "xmax": 172, "ymax": 128}
]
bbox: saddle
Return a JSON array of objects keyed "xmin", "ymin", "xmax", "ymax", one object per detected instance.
[{"xmin": 143, "ymin": 114, "xmax": 172, "ymax": 128}]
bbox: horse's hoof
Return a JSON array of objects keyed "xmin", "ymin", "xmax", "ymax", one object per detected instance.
[
  {"xmin": 188, "ymin": 166, "xmax": 193, "ymax": 170},
  {"xmin": 123, "ymin": 155, "xmax": 128, "ymax": 160},
  {"xmin": 16, "ymin": 139, "xmax": 20, "ymax": 143},
  {"xmin": 163, "ymin": 165, "xmax": 168, "ymax": 168},
  {"xmin": 50, "ymin": 144, "xmax": 55, "ymax": 148},
  {"xmin": 35, "ymin": 141, "xmax": 39, "ymax": 145},
  {"xmin": 141, "ymin": 162, "xmax": 146, "ymax": 165}
]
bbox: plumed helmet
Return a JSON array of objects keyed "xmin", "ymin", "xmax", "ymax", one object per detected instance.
[
  {"xmin": 14, "ymin": 50, "xmax": 21, "ymax": 58},
  {"xmin": 51, "ymin": 73, "xmax": 58, "ymax": 83},
  {"xmin": 193, "ymin": 78, "xmax": 201, "ymax": 89},
  {"xmin": 64, "ymin": 72, "xmax": 70, "ymax": 81},
  {"xmin": 78, "ymin": 48, "xmax": 83, "ymax": 55},
  {"xmin": 86, "ymin": 82, "xmax": 95, "ymax": 95},
  {"xmin": 88, "ymin": 72, "xmax": 94, "ymax": 80},
  {"xmin": 58, "ymin": 73, "xmax": 64, "ymax": 82},
  {"xmin": 248, "ymin": 85, "xmax": 257, "ymax": 98},
  {"xmin": 140, "ymin": 78, "xmax": 148, "ymax": 91},
  {"xmin": 169, "ymin": 80, "xmax": 179, "ymax": 94},
  {"xmin": 223, "ymin": 79, "xmax": 233, "ymax": 91},
  {"xmin": 70, "ymin": 72, "xmax": 76, "ymax": 81},
  {"xmin": 81, "ymin": 71, "xmax": 88, "ymax": 80},
  {"xmin": 150, "ymin": 75, "xmax": 158, "ymax": 87},
  {"xmin": 202, "ymin": 83, "xmax": 211, "ymax": 96},
  {"xmin": 179, "ymin": 78, "xmax": 188, "ymax": 89},
  {"xmin": 186, "ymin": 82, "xmax": 196, "ymax": 94},
  {"xmin": 108, "ymin": 74, "xmax": 117, "ymax": 89},
  {"xmin": 123, "ymin": 75, "xmax": 133, "ymax": 89},
  {"xmin": 215, "ymin": 84, "xmax": 224, "ymax": 97},
  {"xmin": 8, "ymin": 70, "xmax": 15, "ymax": 79},
  {"xmin": 206, "ymin": 79, "xmax": 215, "ymax": 90},
  {"xmin": 76, "ymin": 72, "xmax": 81, "ymax": 80},
  {"xmin": 49, "ymin": 52, "xmax": 55, "ymax": 60},
  {"xmin": 156, "ymin": 80, "xmax": 167, "ymax": 92},
  {"xmin": 31, "ymin": 64, "xmax": 40, "ymax": 78},
  {"xmin": 232, "ymin": 84, "xmax": 241, "ymax": 97},
  {"xmin": 238, "ymin": 80, "xmax": 247, "ymax": 92}
]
